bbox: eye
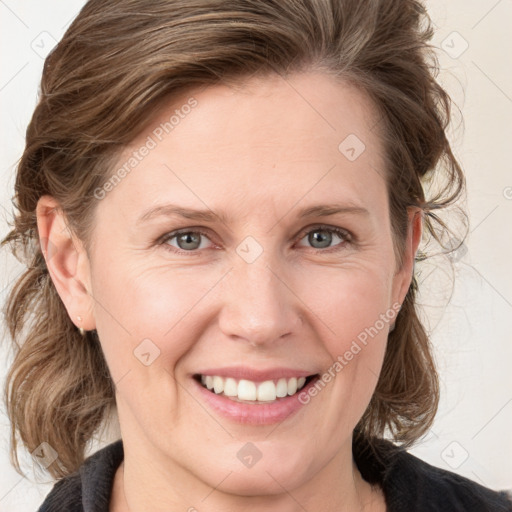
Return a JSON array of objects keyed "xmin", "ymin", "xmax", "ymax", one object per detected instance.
[
  {"xmin": 296, "ymin": 225, "xmax": 351, "ymax": 251},
  {"xmin": 160, "ymin": 229, "xmax": 214, "ymax": 253},
  {"xmin": 158, "ymin": 225, "xmax": 352, "ymax": 255}
]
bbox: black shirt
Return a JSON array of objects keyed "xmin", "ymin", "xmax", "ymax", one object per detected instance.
[{"xmin": 37, "ymin": 437, "xmax": 512, "ymax": 511}]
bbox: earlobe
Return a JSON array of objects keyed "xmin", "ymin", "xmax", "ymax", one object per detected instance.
[{"xmin": 36, "ymin": 195, "xmax": 96, "ymax": 331}]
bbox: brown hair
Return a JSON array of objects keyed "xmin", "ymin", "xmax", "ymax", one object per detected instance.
[{"xmin": 2, "ymin": 0, "xmax": 465, "ymax": 479}]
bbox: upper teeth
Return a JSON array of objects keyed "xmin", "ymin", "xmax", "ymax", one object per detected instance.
[{"xmin": 200, "ymin": 375, "xmax": 308, "ymax": 402}]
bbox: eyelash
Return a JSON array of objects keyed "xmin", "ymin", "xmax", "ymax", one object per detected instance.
[{"xmin": 157, "ymin": 224, "xmax": 353, "ymax": 256}]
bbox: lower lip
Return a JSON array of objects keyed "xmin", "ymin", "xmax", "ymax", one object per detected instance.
[{"xmin": 192, "ymin": 376, "xmax": 319, "ymax": 425}]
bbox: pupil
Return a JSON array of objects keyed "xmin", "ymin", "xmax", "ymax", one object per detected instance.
[
  {"xmin": 310, "ymin": 230, "xmax": 331, "ymax": 248},
  {"xmin": 178, "ymin": 232, "xmax": 200, "ymax": 250}
]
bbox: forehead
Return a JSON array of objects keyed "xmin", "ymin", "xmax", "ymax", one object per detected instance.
[{"xmin": 97, "ymin": 71, "xmax": 387, "ymax": 225}]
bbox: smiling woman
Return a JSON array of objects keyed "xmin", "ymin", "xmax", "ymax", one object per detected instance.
[{"xmin": 1, "ymin": 1, "xmax": 511, "ymax": 512}]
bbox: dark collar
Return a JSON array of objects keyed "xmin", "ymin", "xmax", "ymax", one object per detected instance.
[{"xmin": 353, "ymin": 434, "xmax": 512, "ymax": 511}]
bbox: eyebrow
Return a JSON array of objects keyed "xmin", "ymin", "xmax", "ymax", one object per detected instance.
[{"xmin": 137, "ymin": 202, "xmax": 370, "ymax": 225}]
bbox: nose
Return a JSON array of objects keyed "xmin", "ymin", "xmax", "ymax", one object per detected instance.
[{"xmin": 217, "ymin": 254, "xmax": 303, "ymax": 347}]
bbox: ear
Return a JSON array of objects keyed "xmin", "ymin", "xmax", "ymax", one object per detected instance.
[
  {"xmin": 391, "ymin": 207, "xmax": 423, "ymax": 307},
  {"xmin": 36, "ymin": 195, "xmax": 96, "ymax": 331}
]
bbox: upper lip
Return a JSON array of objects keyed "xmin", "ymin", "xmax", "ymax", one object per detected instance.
[{"xmin": 194, "ymin": 366, "xmax": 318, "ymax": 382}]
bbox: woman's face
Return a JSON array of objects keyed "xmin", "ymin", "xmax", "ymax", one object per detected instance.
[{"xmin": 76, "ymin": 72, "xmax": 418, "ymax": 496}]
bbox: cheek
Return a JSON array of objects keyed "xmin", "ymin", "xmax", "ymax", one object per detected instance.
[
  {"xmin": 296, "ymin": 264, "xmax": 393, "ymax": 416},
  {"xmin": 89, "ymin": 261, "xmax": 224, "ymax": 377},
  {"xmin": 299, "ymin": 262, "xmax": 394, "ymax": 346}
]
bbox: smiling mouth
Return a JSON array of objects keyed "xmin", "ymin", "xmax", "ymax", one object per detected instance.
[{"xmin": 193, "ymin": 374, "xmax": 319, "ymax": 403}]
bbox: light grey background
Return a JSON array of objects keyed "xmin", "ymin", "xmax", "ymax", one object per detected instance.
[{"xmin": 1, "ymin": 1, "xmax": 511, "ymax": 510}]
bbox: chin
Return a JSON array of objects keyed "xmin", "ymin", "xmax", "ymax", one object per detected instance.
[
  {"xmin": 213, "ymin": 468, "xmax": 303, "ymax": 497},
  {"xmin": 196, "ymin": 445, "xmax": 315, "ymax": 497}
]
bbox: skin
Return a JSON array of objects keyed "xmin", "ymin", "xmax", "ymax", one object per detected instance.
[{"xmin": 37, "ymin": 71, "xmax": 422, "ymax": 511}]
